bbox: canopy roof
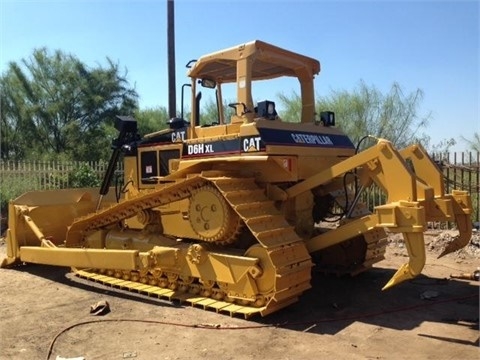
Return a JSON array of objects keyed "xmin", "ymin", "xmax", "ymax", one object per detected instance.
[{"xmin": 187, "ymin": 40, "xmax": 321, "ymax": 83}]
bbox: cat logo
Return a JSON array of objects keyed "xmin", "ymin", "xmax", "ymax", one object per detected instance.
[
  {"xmin": 243, "ymin": 136, "xmax": 262, "ymax": 152},
  {"xmin": 171, "ymin": 131, "xmax": 186, "ymax": 142}
]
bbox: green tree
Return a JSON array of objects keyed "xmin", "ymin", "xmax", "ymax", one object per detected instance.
[
  {"xmin": 461, "ymin": 132, "xmax": 480, "ymax": 152},
  {"xmin": 278, "ymin": 80, "xmax": 431, "ymax": 150},
  {"xmin": 196, "ymin": 98, "xmax": 236, "ymax": 126},
  {"xmin": 68, "ymin": 163, "xmax": 102, "ymax": 188},
  {"xmin": 0, "ymin": 48, "xmax": 138, "ymax": 161},
  {"xmin": 0, "ymin": 71, "xmax": 30, "ymax": 159},
  {"xmin": 276, "ymin": 91, "xmax": 303, "ymax": 123},
  {"xmin": 134, "ymin": 106, "xmax": 169, "ymax": 136},
  {"xmin": 428, "ymin": 137, "xmax": 457, "ymax": 155}
]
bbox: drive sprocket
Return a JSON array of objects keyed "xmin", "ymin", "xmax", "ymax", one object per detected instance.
[{"xmin": 188, "ymin": 185, "xmax": 242, "ymax": 244}]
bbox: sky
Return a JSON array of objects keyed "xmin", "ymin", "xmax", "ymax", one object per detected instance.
[{"xmin": 0, "ymin": 0, "xmax": 479, "ymax": 151}]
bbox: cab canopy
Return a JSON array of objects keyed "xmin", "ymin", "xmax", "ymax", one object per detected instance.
[
  {"xmin": 187, "ymin": 40, "xmax": 321, "ymax": 123},
  {"xmin": 188, "ymin": 40, "xmax": 320, "ymax": 83}
]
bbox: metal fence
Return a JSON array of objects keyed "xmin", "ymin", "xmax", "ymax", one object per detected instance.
[
  {"xmin": 0, "ymin": 160, "xmax": 110, "ymax": 191},
  {"xmin": 1, "ymin": 152, "xmax": 479, "ymax": 225},
  {"xmin": 432, "ymin": 152, "xmax": 480, "ymax": 227}
]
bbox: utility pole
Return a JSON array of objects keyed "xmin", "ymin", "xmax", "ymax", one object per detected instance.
[{"xmin": 167, "ymin": 0, "xmax": 176, "ymax": 119}]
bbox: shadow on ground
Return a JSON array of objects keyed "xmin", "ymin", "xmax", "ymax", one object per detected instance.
[
  {"xmin": 6, "ymin": 261, "xmax": 479, "ymax": 345},
  {"xmin": 7, "ymin": 262, "xmax": 181, "ymax": 309},
  {"xmin": 260, "ymin": 267, "xmax": 479, "ymax": 341}
]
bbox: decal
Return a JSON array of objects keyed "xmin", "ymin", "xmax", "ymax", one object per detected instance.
[
  {"xmin": 187, "ymin": 143, "xmax": 214, "ymax": 155},
  {"xmin": 171, "ymin": 130, "xmax": 186, "ymax": 142},
  {"xmin": 257, "ymin": 128, "xmax": 355, "ymax": 149},
  {"xmin": 291, "ymin": 133, "xmax": 334, "ymax": 145},
  {"xmin": 242, "ymin": 136, "xmax": 262, "ymax": 152},
  {"xmin": 183, "ymin": 138, "xmax": 245, "ymax": 158},
  {"xmin": 282, "ymin": 158, "xmax": 291, "ymax": 171},
  {"xmin": 138, "ymin": 126, "xmax": 189, "ymax": 147},
  {"xmin": 179, "ymin": 127, "xmax": 353, "ymax": 159}
]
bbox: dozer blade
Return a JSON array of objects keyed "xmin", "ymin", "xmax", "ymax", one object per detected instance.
[
  {"xmin": 2, "ymin": 188, "xmax": 102, "ymax": 267},
  {"xmin": 1, "ymin": 186, "xmax": 129, "ymax": 268},
  {"xmin": 382, "ymin": 232, "xmax": 426, "ymax": 290}
]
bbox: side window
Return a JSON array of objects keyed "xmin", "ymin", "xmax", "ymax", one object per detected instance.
[
  {"xmin": 159, "ymin": 149, "xmax": 180, "ymax": 176},
  {"xmin": 140, "ymin": 151, "xmax": 158, "ymax": 184}
]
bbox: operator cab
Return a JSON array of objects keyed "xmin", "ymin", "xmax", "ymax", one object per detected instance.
[{"xmin": 185, "ymin": 40, "xmax": 321, "ymax": 139}]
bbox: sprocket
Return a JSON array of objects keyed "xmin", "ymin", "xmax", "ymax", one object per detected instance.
[{"xmin": 188, "ymin": 185, "xmax": 242, "ymax": 244}]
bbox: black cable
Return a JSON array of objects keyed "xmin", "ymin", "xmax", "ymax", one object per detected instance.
[{"xmin": 46, "ymin": 293, "xmax": 478, "ymax": 360}]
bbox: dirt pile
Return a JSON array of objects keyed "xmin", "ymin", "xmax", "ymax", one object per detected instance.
[{"xmin": 388, "ymin": 229, "xmax": 480, "ymax": 260}]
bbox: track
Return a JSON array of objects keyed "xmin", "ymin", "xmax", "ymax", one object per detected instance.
[
  {"xmin": 213, "ymin": 177, "xmax": 313, "ymax": 315},
  {"xmin": 66, "ymin": 176, "xmax": 209, "ymax": 246},
  {"xmin": 71, "ymin": 175, "xmax": 313, "ymax": 317}
]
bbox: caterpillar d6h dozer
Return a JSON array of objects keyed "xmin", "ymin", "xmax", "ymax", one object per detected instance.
[{"xmin": 2, "ymin": 40, "xmax": 473, "ymax": 318}]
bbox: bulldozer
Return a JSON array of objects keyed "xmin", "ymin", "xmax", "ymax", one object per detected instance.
[{"xmin": 1, "ymin": 40, "xmax": 473, "ymax": 318}]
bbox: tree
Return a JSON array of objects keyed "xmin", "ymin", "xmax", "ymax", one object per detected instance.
[
  {"xmin": 134, "ymin": 106, "xmax": 169, "ymax": 136},
  {"xmin": 195, "ymin": 98, "xmax": 236, "ymax": 126},
  {"xmin": 276, "ymin": 91, "xmax": 303, "ymax": 123},
  {"xmin": 278, "ymin": 80, "xmax": 431, "ymax": 150},
  {"xmin": 461, "ymin": 132, "xmax": 480, "ymax": 152},
  {"xmin": 0, "ymin": 70, "xmax": 31, "ymax": 159},
  {"xmin": 0, "ymin": 48, "xmax": 138, "ymax": 161},
  {"xmin": 198, "ymin": 99, "xmax": 220, "ymax": 125},
  {"xmin": 427, "ymin": 137, "xmax": 457, "ymax": 156}
]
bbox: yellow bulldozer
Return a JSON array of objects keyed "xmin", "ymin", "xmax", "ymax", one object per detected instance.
[{"xmin": 1, "ymin": 40, "xmax": 473, "ymax": 317}]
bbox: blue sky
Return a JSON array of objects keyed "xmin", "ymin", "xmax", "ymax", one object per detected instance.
[{"xmin": 0, "ymin": 0, "xmax": 478, "ymax": 150}]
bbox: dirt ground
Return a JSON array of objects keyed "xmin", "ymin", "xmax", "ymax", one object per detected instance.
[{"xmin": 0, "ymin": 230, "xmax": 478, "ymax": 360}]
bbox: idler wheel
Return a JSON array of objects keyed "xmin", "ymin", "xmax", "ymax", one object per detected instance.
[{"xmin": 244, "ymin": 244, "xmax": 276, "ymax": 294}]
